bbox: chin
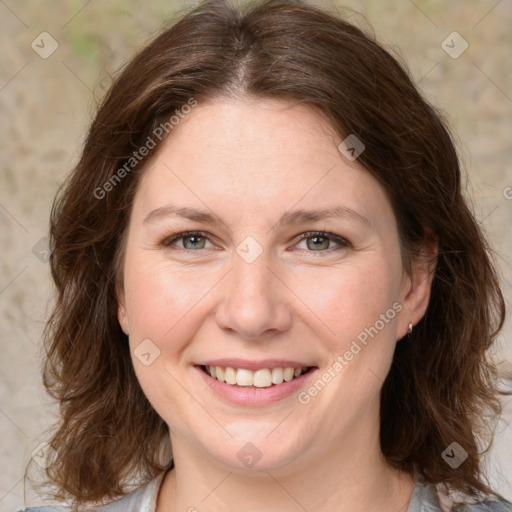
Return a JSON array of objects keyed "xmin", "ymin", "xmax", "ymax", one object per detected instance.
[{"xmin": 190, "ymin": 424, "xmax": 311, "ymax": 473}]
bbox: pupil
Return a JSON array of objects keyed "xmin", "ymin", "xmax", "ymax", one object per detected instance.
[
  {"xmin": 308, "ymin": 236, "xmax": 329, "ymax": 251},
  {"xmin": 185, "ymin": 236, "xmax": 204, "ymax": 249}
]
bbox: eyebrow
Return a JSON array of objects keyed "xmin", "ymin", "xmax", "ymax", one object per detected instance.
[{"xmin": 142, "ymin": 203, "xmax": 371, "ymax": 229}]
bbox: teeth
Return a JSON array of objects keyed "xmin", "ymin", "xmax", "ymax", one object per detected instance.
[
  {"xmin": 215, "ymin": 366, "xmax": 225, "ymax": 383},
  {"xmin": 225, "ymin": 367, "xmax": 237, "ymax": 385},
  {"xmin": 236, "ymin": 368, "xmax": 253, "ymax": 386},
  {"xmin": 204, "ymin": 365, "xmax": 309, "ymax": 387},
  {"xmin": 253, "ymin": 369, "xmax": 272, "ymax": 388},
  {"xmin": 271, "ymin": 367, "xmax": 284, "ymax": 384},
  {"xmin": 283, "ymin": 367, "xmax": 295, "ymax": 382}
]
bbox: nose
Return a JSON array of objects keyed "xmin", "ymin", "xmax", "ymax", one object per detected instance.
[{"xmin": 214, "ymin": 252, "xmax": 292, "ymax": 340}]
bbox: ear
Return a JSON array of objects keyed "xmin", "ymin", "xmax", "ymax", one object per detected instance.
[
  {"xmin": 397, "ymin": 236, "xmax": 438, "ymax": 340},
  {"xmin": 116, "ymin": 281, "xmax": 130, "ymax": 336}
]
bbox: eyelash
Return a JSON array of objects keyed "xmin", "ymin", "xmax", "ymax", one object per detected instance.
[{"xmin": 160, "ymin": 230, "xmax": 351, "ymax": 254}]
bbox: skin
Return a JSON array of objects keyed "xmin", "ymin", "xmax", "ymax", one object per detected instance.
[{"xmin": 117, "ymin": 96, "xmax": 437, "ymax": 512}]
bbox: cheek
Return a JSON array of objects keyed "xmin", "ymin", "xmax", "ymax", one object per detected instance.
[
  {"xmin": 122, "ymin": 254, "xmax": 213, "ymax": 427},
  {"xmin": 122, "ymin": 251, "xmax": 221, "ymax": 354},
  {"xmin": 293, "ymin": 258, "xmax": 402, "ymax": 426},
  {"xmin": 292, "ymin": 256, "xmax": 401, "ymax": 353}
]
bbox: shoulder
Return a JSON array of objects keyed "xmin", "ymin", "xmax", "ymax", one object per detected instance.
[
  {"xmin": 16, "ymin": 508, "xmax": 65, "ymax": 512},
  {"xmin": 16, "ymin": 508, "xmax": 69, "ymax": 512},
  {"xmin": 409, "ymin": 478, "xmax": 512, "ymax": 512},
  {"xmin": 455, "ymin": 498, "xmax": 512, "ymax": 512},
  {"xmin": 17, "ymin": 489, "xmax": 145, "ymax": 512},
  {"xmin": 16, "ymin": 470, "xmax": 167, "ymax": 512}
]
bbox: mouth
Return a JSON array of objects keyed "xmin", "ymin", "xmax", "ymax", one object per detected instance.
[
  {"xmin": 193, "ymin": 358, "xmax": 319, "ymax": 406},
  {"xmin": 199, "ymin": 364, "xmax": 315, "ymax": 388}
]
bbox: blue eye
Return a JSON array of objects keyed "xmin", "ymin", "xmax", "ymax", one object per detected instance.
[
  {"xmin": 162, "ymin": 231, "xmax": 212, "ymax": 250},
  {"xmin": 295, "ymin": 232, "xmax": 350, "ymax": 252},
  {"xmin": 161, "ymin": 230, "xmax": 350, "ymax": 253}
]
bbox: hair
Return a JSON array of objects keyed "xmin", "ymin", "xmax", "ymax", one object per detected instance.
[{"xmin": 32, "ymin": 0, "xmax": 508, "ymax": 509}]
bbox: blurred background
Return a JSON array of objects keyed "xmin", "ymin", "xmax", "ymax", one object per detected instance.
[{"xmin": 1, "ymin": 0, "xmax": 511, "ymax": 510}]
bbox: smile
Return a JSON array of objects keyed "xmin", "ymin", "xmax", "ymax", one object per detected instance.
[{"xmin": 201, "ymin": 365, "xmax": 312, "ymax": 387}]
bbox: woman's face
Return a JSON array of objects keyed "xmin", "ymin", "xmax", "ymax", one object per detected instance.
[{"xmin": 117, "ymin": 97, "xmax": 432, "ymax": 473}]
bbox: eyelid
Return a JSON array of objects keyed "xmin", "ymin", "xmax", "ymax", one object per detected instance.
[
  {"xmin": 161, "ymin": 230, "xmax": 351, "ymax": 253},
  {"xmin": 161, "ymin": 230, "xmax": 215, "ymax": 249},
  {"xmin": 292, "ymin": 231, "xmax": 351, "ymax": 251}
]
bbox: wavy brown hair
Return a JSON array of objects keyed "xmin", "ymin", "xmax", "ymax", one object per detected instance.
[{"xmin": 31, "ymin": 0, "xmax": 508, "ymax": 509}]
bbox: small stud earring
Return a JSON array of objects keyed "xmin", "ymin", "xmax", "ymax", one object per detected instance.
[{"xmin": 407, "ymin": 323, "xmax": 413, "ymax": 335}]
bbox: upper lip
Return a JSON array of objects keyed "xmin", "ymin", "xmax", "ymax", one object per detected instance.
[{"xmin": 196, "ymin": 358, "xmax": 315, "ymax": 371}]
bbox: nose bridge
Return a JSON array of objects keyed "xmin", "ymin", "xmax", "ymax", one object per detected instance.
[
  {"xmin": 233, "ymin": 250, "xmax": 272, "ymax": 298},
  {"xmin": 215, "ymin": 243, "xmax": 291, "ymax": 339},
  {"xmin": 230, "ymin": 233, "xmax": 275, "ymax": 299}
]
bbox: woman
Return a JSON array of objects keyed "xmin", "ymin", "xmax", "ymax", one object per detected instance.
[{"xmin": 19, "ymin": 0, "xmax": 512, "ymax": 510}]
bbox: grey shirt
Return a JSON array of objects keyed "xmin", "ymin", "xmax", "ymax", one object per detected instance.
[{"xmin": 16, "ymin": 470, "xmax": 512, "ymax": 512}]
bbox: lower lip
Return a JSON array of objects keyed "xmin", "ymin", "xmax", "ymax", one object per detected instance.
[{"xmin": 194, "ymin": 366, "xmax": 317, "ymax": 406}]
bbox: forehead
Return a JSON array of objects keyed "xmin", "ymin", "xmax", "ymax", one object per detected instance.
[
  {"xmin": 132, "ymin": 97, "xmax": 394, "ymax": 230},
  {"xmin": 157, "ymin": 96, "xmax": 340, "ymax": 175}
]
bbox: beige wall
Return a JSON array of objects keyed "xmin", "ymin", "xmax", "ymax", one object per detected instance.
[{"xmin": 1, "ymin": 1, "xmax": 511, "ymax": 509}]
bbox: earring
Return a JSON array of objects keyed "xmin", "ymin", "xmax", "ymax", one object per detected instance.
[{"xmin": 407, "ymin": 323, "xmax": 413, "ymax": 336}]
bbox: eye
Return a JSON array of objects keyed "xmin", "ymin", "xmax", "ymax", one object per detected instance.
[
  {"xmin": 160, "ymin": 230, "xmax": 350, "ymax": 254},
  {"xmin": 161, "ymin": 231, "xmax": 215, "ymax": 251},
  {"xmin": 294, "ymin": 231, "xmax": 350, "ymax": 252}
]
